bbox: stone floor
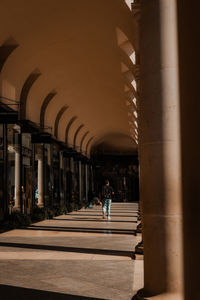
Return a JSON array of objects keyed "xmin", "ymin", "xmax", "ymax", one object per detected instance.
[{"xmin": 0, "ymin": 202, "xmax": 143, "ymax": 300}]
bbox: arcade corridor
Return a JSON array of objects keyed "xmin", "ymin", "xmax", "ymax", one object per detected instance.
[{"xmin": 0, "ymin": 0, "xmax": 200, "ymax": 299}]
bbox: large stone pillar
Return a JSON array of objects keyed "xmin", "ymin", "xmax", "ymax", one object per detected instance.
[
  {"xmin": 177, "ymin": 2, "xmax": 200, "ymax": 300},
  {"xmin": 37, "ymin": 154, "xmax": 44, "ymax": 208},
  {"xmin": 136, "ymin": 1, "xmax": 183, "ymax": 299},
  {"xmin": 14, "ymin": 149, "xmax": 21, "ymax": 210}
]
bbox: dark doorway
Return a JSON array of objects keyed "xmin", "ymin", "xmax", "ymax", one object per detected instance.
[{"xmin": 91, "ymin": 154, "xmax": 139, "ymax": 202}]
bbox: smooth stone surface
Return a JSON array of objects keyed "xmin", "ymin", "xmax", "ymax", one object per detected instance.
[{"xmin": 0, "ymin": 202, "xmax": 140, "ymax": 300}]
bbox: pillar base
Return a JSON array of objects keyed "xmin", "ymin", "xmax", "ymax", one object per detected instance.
[
  {"xmin": 135, "ymin": 240, "xmax": 144, "ymax": 255},
  {"xmin": 132, "ymin": 290, "xmax": 183, "ymax": 300}
]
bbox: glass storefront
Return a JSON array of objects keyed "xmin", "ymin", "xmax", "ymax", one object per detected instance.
[
  {"xmin": 52, "ymin": 144, "xmax": 60, "ymax": 206},
  {"xmin": 81, "ymin": 161, "xmax": 86, "ymax": 202},
  {"xmin": 59, "ymin": 151, "xmax": 65, "ymax": 207},
  {"xmin": 43, "ymin": 143, "xmax": 51, "ymax": 207},
  {"xmin": 73, "ymin": 158, "xmax": 79, "ymax": 203},
  {"xmin": 21, "ymin": 133, "xmax": 33, "ymax": 214},
  {"xmin": 0, "ymin": 120, "xmax": 90, "ymax": 220},
  {"xmin": 7, "ymin": 124, "xmax": 20, "ymax": 211},
  {"xmin": 66, "ymin": 159, "xmax": 71, "ymax": 208},
  {"xmin": 0, "ymin": 124, "xmax": 4, "ymax": 219},
  {"xmin": 0, "ymin": 123, "xmax": 22, "ymax": 218}
]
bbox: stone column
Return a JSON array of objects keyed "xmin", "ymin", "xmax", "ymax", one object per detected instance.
[
  {"xmin": 37, "ymin": 148, "xmax": 44, "ymax": 207},
  {"xmin": 136, "ymin": 1, "xmax": 183, "ymax": 299},
  {"xmin": 177, "ymin": 2, "xmax": 200, "ymax": 300},
  {"xmin": 14, "ymin": 149, "xmax": 21, "ymax": 210}
]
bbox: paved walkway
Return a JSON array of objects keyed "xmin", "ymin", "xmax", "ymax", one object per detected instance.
[{"xmin": 0, "ymin": 202, "xmax": 141, "ymax": 300}]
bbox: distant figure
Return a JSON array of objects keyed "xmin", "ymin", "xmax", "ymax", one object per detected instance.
[{"xmin": 101, "ymin": 180, "xmax": 114, "ymax": 220}]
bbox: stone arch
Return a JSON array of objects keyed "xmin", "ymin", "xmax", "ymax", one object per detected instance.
[
  {"xmin": 125, "ymin": 90, "xmax": 137, "ymax": 107},
  {"xmin": 73, "ymin": 124, "xmax": 84, "ymax": 149},
  {"xmin": 54, "ymin": 105, "xmax": 68, "ymax": 138},
  {"xmin": 19, "ymin": 69, "xmax": 41, "ymax": 119},
  {"xmin": 0, "ymin": 37, "xmax": 19, "ymax": 72},
  {"xmin": 40, "ymin": 91, "xmax": 57, "ymax": 129},
  {"xmin": 65, "ymin": 116, "xmax": 77, "ymax": 146},
  {"xmin": 119, "ymin": 47, "xmax": 136, "ymax": 76},
  {"xmin": 0, "ymin": 38, "xmax": 19, "ymax": 108},
  {"xmin": 80, "ymin": 131, "xmax": 89, "ymax": 153},
  {"xmin": 123, "ymin": 76, "xmax": 137, "ymax": 98},
  {"xmin": 116, "ymin": 27, "xmax": 136, "ymax": 65},
  {"xmin": 86, "ymin": 136, "xmax": 94, "ymax": 155}
]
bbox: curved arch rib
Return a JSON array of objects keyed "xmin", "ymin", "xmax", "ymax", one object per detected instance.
[
  {"xmin": 40, "ymin": 91, "xmax": 57, "ymax": 129},
  {"xmin": 0, "ymin": 37, "xmax": 19, "ymax": 72},
  {"xmin": 65, "ymin": 116, "xmax": 77, "ymax": 146},
  {"xmin": 73, "ymin": 124, "xmax": 84, "ymax": 149},
  {"xmin": 54, "ymin": 105, "xmax": 68, "ymax": 138},
  {"xmin": 86, "ymin": 136, "xmax": 94, "ymax": 155},
  {"xmin": 80, "ymin": 131, "xmax": 89, "ymax": 153},
  {"xmin": 20, "ymin": 69, "xmax": 41, "ymax": 119}
]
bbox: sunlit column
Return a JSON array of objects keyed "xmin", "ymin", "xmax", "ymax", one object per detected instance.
[
  {"xmin": 37, "ymin": 149, "xmax": 44, "ymax": 207},
  {"xmin": 14, "ymin": 148, "xmax": 20, "ymax": 210},
  {"xmin": 136, "ymin": 0, "xmax": 183, "ymax": 299}
]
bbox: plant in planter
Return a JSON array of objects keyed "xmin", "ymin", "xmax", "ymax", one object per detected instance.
[{"xmin": 0, "ymin": 211, "xmax": 31, "ymax": 229}]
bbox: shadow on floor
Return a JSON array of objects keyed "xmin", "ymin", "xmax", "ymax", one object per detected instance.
[
  {"xmin": 0, "ymin": 241, "xmax": 135, "ymax": 258},
  {"xmin": 24, "ymin": 226, "xmax": 136, "ymax": 235},
  {"xmin": 80, "ymin": 210, "xmax": 138, "ymax": 213},
  {"xmin": 55, "ymin": 218, "xmax": 137, "ymax": 223},
  {"xmin": 68, "ymin": 214, "xmax": 137, "ymax": 217},
  {"xmin": 30, "ymin": 224, "xmax": 134, "ymax": 232},
  {"xmin": 0, "ymin": 284, "xmax": 105, "ymax": 300}
]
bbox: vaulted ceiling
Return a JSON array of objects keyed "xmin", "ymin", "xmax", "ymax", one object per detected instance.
[{"xmin": 0, "ymin": 0, "xmax": 139, "ymax": 155}]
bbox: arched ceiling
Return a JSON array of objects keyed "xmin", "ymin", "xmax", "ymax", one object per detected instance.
[{"xmin": 0, "ymin": 0, "xmax": 139, "ymax": 155}]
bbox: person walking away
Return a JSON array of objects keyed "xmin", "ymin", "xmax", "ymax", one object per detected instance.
[{"xmin": 101, "ymin": 180, "xmax": 114, "ymax": 220}]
